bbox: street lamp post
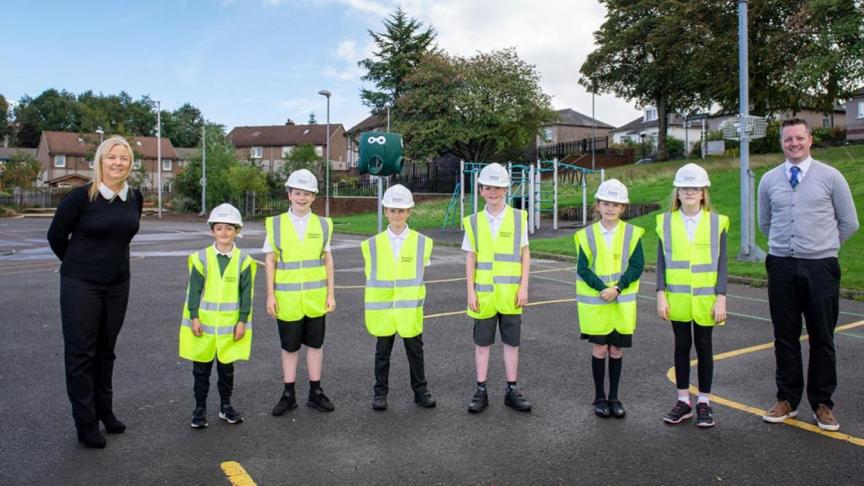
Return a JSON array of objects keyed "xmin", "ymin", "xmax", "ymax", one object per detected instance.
[
  {"xmin": 156, "ymin": 100, "xmax": 162, "ymax": 219},
  {"xmin": 318, "ymin": 90, "xmax": 331, "ymax": 217},
  {"xmin": 96, "ymin": 127, "xmax": 104, "ymax": 144},
  {"xmin": 640, "ymin": 133, "xmax": 646, "ymax": 161}
]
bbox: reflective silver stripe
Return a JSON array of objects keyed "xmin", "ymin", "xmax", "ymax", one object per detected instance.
[
  {"xmin": 666, "ymin": 284, "xmax": 691, "ymax": 293},
  {"xmin": 319, "ymin": 216, "xmax": 330, "ymax": 250},
  {"xmin": 369, "ymin": 236, "xmax": 379, "ymax": 282},
  {"xmin": 274, "ymin": 280, "xmax": 327, "ymax": 292},
  {"xmin": 181, "ymin": 318, "xmax": 251, "ymax": 334},
  {"xmin": 416, "ymin": 235, "xmax": 427, "ymax": 283},
  {"xmin": 475, "ymin": 284, "xmax": 494, "ymax": 292},
  {"xmin": 691, "ymin": 263, "xmax": 714, "ymax": 273},
  {"xmin": 584, "ymin": 224, "xmax": 598, "ymax": 270},
  {"xmin": 577, "ymin": 293, "xmax": 638, "ymax": 305},
  {"xmin": 277, "ymin": 259, "xmax": 324, "ymax": 270},
  {"xmin": 471, "ymin": 213, "xmax": 479, "ymax": 254},
  {"xmin": 366, "ymin": 234, "xmax": 427, "ymax": 288},
  {"xmin": 200, "ymin": 301, "xmax": 240, "ymax": 311},
  {"xmin": 512, "ymin": 208, "xmax": 522, "ymax": 258},
  {"xmin": 662, "ymin": 213, "xmax": 691, "ymax": 269},
  {"xmin": 709, "ymin": 212, "xmax": 719, "ymax": 271},
  {"xmin": 620, "ymin": 224, "xmax": 634, "ymax": 274},
  {"xmin": 272, "ymin": 215, "xmax": 282, "ymax": 255},
  {"xmin": 198, "ymin": 249, "xmax": 208, "ymax": 278},
  {"xmin": 476, "ymin": 262, "xmax": 493, "ymax": 270},
  {"xmin": 617, "ymin": 294, "xmax": 637, "ymax": 302},
  {"xmin": 366, "ymin": 278, "xmax": 424, "ymax": 288},
  {"xmin": 493, "ymin": 276, "xmax": 521, "ymax": 284},
  {"xmin": 692, "ymin": 287, "xmax": 716, "ymax": 296},
  {"xmin": 365, "ymin": 299, "xmax": 425, "ymax": 310},
  {"xmin": 494, "ymin": 253, "xmax": 521, "ymax": 262}
]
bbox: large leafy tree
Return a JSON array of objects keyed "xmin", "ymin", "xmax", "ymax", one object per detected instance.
[
  {"xmin": 174, "ymin": 125, "xmax": 246, "ymax": 212},
  {"xmin": 13, "ymin": 89, "xmax": 83, "ymax": 147},
  {"xmin": 0, "ymin": 95, "xmax": 11, "ymax": 143},
  {"xmin": 281, "ymin": 144, "xmax": 324, "ymax": 179},
  {"xmin": 398, "ymin": 49, "xmax": 556, "ymax": 162},
  {"xmin": 358, "ymin": 7, "xmax": 437, "ymax": 112},
  {"xmin": 580, "ymin": 1, "xmax": 703, "ymax": 161},
  {"xmin": 161, "ymin": 103, "xmax": 205, "ymax": 147},
  {"xmin": 1, "ymin": 150, "xmax": 42, "ymax": 188}
]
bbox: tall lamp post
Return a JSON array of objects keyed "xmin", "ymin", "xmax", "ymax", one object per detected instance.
[
  {"xmin": 318, "ymin": 90, "xmax": 331, "ymax": 217},
  {"xmin": 96, "ymin": 127, "xmax": 104, "ymax": 144},
  {"xmin": 156, "ymin": 100, "xmax": 162, "ymax": 219},
  {"xmin": 640, "ymin": 133, "xmax": 646, "ymax": 161}
]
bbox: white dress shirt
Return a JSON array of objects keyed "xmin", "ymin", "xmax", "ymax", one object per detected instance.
[
  {"xmin": 784, "ymin": 156, "xmax": 812, "ymax": 184},
  {"xmin": 387, "ymin": 224, "xmax": 431, "ymax": 267},
  {"xmin": 262, "ymin": 208, "xmax": 331, "ymax": 253},
  {"xmin": 461, "ymin": 206, "xmax": 530, "ymax": 252},
  {"xmin": 599, "ymin": 221, "xmax": 618, "ymax": 248},
  {"xmin": 213, "ymin": 244, "xmax": 236, "ymax": 257},
  {"xmin": 99, "ymin": 182, "xmax": 129, "ymax": 202},
  {"xmin": 679, "ymin": 209, "xmax": 703, "ymax": 242}
]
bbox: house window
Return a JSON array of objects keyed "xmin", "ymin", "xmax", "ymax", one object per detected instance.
[
  {"xmin": 542, "ymin": 128, "xmax": 553, "ymax": 143},
  {"xmin": 314, "ymin": 146, "xmax": 323, "ymax": 157},
  {"xmin": 133, "ymin": 159, "xmax": 141, "ymax": 169},
  {"xmin": 282, "ymin": 146, "xmax": 294, "ymax": 158},
  {"xmin": 858, "ymin": 101, "xmax": 864, "ymax": 119},
  {"xmin": 822, "ymin": 116, "xmax": 831, "ymax": 129},
  {"xmin": 162, "ymin": 159, "xmax": 172, "ymax": 171},
  {"xmin": 250, "ymin": 146, "xmax": 263, "ymax": 159},
  {"xmin": 644, "ymin": 107, "xmax": 657, "ymax": 122},
  {"xmin": 54, "ymin": 155, "xmax": 66, "ymax": 168}
]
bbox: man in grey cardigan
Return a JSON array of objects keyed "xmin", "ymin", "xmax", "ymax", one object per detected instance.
[{"xmin": 758, "ymin": 118, "xmax": 858, "ymax": 431}]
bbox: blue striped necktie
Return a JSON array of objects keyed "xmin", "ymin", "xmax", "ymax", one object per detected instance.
[{"xmin": 790, "ymin": 166, "xmax": 800, "ymax": 189}]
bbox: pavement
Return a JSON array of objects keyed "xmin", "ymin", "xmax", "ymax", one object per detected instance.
[{"xmin": 2, "ymin": 216, "xmax": 864, "ymax": 485}]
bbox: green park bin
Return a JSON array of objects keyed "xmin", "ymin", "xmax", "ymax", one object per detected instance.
[{"xmin": 358, "ymin": 132, "xmax": 404, "ymax": 176}]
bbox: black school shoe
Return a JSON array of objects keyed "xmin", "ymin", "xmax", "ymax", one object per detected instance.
[
  {"xmin": 608, "ymin": 400, "xmax": 626, "ymax": 418},
  {"xmin": 190, "ymin": 406, "xmax": 208, "ymax": 429},
  {"xmin": 504, "ymin": 387, "xmax": 532, "ymax": 412},
  {"xmin": 593, "ymin": 398, "xmax": 611, "ymax": 418},
  {"xmin": 468, "ymin": 388, "xmax": 488, "ymax": 413},
  {"xmin": 98, "ymin": 412, "xmax": 127, "ymax": 434},
  {"xmin": 272, "ymin": 391, "xmax": 298, "ymax": 416},
  {"xmin": 307, "ymin": 388, "xmax": 335, "ymax": 412},
  {"xmin": 372, "ymin": 394, "xmax": 387, "ymax": 411},
  {"xmin": 695, "ymin": 402, "xmax": 715, "ymax": 428},
  {"xmin": 219, "ymin": 404, "xmax": 244, "ymax": 424},
  {"xmin": 663, "ymin": 401, "xmax": 693, "ymax": 424},
  {"xmin": 414, "ymin": 391, "xmax": 436, "ymax": 408},
  {"xmin": 77, "ymin": 424, "xmax": 107, "ymax": 448}
]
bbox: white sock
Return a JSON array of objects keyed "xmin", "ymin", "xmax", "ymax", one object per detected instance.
[
  {"xmin": 677, "ymin": 389, "xmax": 690, "ymax": 405},
  {"xmin": 697, "ymin": 393, "xmax": 710, "ymax": 405}
]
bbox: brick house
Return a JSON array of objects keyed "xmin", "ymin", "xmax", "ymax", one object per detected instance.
[
  {"xmin": 847, "ymin": 87, "xmax": 864, "ymax": 142},
  {"xmin": 227, "ymin": 123, "xmax": 348, "ymax": 176},
  {"xmin": 539, "ymin": 108, "xmax": 613, "ymax": 145},
  {"xmin": 35, "ymin": 131, "xmax": 178, "ymax": 189}
]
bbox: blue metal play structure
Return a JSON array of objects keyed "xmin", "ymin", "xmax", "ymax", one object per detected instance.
[{"xmin": 443, "ymin": 159, "xmax": 602, "ymax": 231}]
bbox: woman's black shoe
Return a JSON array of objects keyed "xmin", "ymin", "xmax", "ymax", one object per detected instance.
[
  {"xmin": 77, "ymin": 426, "xmax": 107, "ymax": 449},
  {"xmin": 608, "ymin": 399, "xmax": 626, "ymax": 418},
  {"xmin": 593, "ymin": 398, "xmax": 611, "ymax": 418},
  {"xmin": 99, "ymin": 412, "xmax": 126, "ymax": 434}
]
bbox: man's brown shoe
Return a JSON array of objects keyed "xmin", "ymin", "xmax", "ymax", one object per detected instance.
[
  {"xmin": 813, "ymin": 404, "xmax": 840, "ymax": 431},
  {"xmin": 762, "ymin": 400, "xmax": 798, "ymax": 423}
]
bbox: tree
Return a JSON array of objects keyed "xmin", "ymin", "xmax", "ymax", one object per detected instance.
[
  {"xmin": 13, "ymin": 89, "xmax": 83, "ymax": 147},
  {"xmin": 397, "ymin": 49, "xmax": 556, "ymax": 162},
  {"xmin": 0, "ymin": 95, "xmax": 11, "ymax": 143},
  {"xmin": 1, "ymin": 150, "xmax": 42, "ymax": 188},
  {"xmin": 161, "ymin": 103, "xmax": 204, "ymax": 147},
  {"xmin": 282, "ymin": 144, "xmax": 324, "ymax": 179},
  {"xmin": 174, "ymin": 125, "xmax": 247, "ymax": 212},
  {"xmin": 580, "ymin": 1, "xmax": 704, "ymax": 161},
  {"xmin": 358, "ymin": 7, "xmax": 437, "ymax": 112}
]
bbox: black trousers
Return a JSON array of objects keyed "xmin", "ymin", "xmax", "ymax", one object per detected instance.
[
  {"xmin": 60, "ymin": 276, "xmax": 130, "ymax": 429},
  {"xmin": 192, "ymin": 360, "xmax": 234, "ymax": 407},
  {"xmin": 374, "ymin": 334, "xmax": 427, "ymax": 397},
  {"xmin": 766, "ymin": 255, "xmax": 840, "ymax": 410}
]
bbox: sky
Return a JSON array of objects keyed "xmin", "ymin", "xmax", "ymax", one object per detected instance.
[{"xmin": 2, "ymin": 0, "xmax": 643, "ymax": 133}]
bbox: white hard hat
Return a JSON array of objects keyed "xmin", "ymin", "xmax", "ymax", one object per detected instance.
[
  {"xmin": 382, "ymin": 184, "xmax": 414, "ymax": 209},
  {"xmin": 594, "ymin": 178, "xmax": 629, "ymax": 204},
  {"xmin": 673, "ymin": 163, "xmax": 711, "ymax": 188},
  {"xmin": 285, "ymin": 169, "xmax": 319, "ymax": 193},
  {"xmin": 208, "ymin": 203, "xmax": 243, "ymax": 228},
  {"xmin": 477, "ymin": 163, "xmax": 510, "ymax": 188}
]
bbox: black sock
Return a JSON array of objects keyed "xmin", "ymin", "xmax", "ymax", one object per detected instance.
[
  {"xmin": 608, "ymin": 357, "xmax": 623, "ymax": 401},
  {"xmin": 284, "ymin": 382, "xmax": 295, "ymax": 394},
  {"xmin": 477, "ymin": 381, "xmax": 487, "ymax": 391},
  {"xmin": 506, "ymin": 381, "xmax": 517, "ymax": 391},
  {"xmin": 309, "ymin": 380, "xmax": 321, "ymax": 392},
  {"xmin": 592, "ymin": 357, "xmax": 606, "ymax": 401}
]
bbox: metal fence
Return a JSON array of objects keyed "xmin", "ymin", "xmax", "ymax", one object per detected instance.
[
  {"xmin": 535, "ymin": 137, "xmax": 609, "ymax": 160},
  {"xmin": 0, "ymin": 187, "xmax": 73, "ymax": 209}
]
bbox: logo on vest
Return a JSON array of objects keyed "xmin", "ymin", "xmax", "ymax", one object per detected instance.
[{"xmin": 499, "ymin": 231, "xmax": 512, "ymax": 238}]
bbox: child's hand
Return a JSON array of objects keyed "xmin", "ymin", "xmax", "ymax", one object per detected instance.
[
  {"xmin": 600, "ymin": 287, "xmax": 619, "ymax": 302},
  {"xmin": 712, "ymin": 295, "xmax": 727, "ymax": 324},
  {"xmin": 234, "ymin": 322, "xmax": 246, "ymax": 341},
  {"xmin": 467, "ymin": 289, "xmax": 479, "ymax": 312},
  {"xmin": 326, "ymin": 294, "xmax": 336, "ymax": 312},
  {"xmin": 191, "ymin": 318, "xmax": 203, "ymax": 337},
  {"xmin": 656, "ymin": 292, "xmax": 669, "ymax": 321},
  {"xmin": 515, "ymin": 285, "xmax": 528, "ymax": 308},
  {"xmin": 266, "ymin": 295, "xmax": 278, "ymax": 318}
]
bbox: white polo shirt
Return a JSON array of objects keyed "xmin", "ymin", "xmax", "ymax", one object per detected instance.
[
  {"xmin": 461, "ymin": 206, "xmax": 529, "ymax": 252},
  {"xmin": 679, "ymin": 209, "xmax": 703, "ymax": 242},
  {"xmin": 387, "ymin": 224, "xmax": 431, "ymax": 267}
]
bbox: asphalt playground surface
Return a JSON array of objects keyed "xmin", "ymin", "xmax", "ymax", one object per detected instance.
[{"xmin": 1, "ymin": 215, "xmax": 864, "ymax": 485}]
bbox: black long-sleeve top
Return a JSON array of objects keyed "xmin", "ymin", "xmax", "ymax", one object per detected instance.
[
  {"xmin": 47, "ymin": 184, "xmax": 143, "ymax": 285},
  {"xmin": 577, "ymin": 239, "xmax": 645, "ymax": 292}
]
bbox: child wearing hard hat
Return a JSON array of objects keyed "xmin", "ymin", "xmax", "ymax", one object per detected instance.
[
  {"xmin": 265, "ymin": 169, "xmax": 337, "ymax": 416},
  {"xmin": 361, "ymin": 184, "xmax": 436, "ymax": 411},
  {"xmin": 462, "ymin": 162, "xmax": 532, "ymax": 413},
  {"xmin": 657, "ymin": 163, "xmax": 729, "ymax": 428},
  {"xmin": 179, "ymin": 203, "xmax": 257, "ymax": 428},
  {"xmin": 575, "ymin": 179, "xmax": 644, "ymax": 419}
]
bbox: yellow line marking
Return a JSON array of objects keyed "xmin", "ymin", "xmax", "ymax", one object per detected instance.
[
  {"xmin": 424, "ymin": 297, "xmax": 576, "ymax": 319},
  {"xmin": 667, "ymin": 319, "xmax": 864, "ymax": 447},
  {"xmin": 335, "ymin": 266, "xmax": 576, "ymax": 290},
  {"xmin": 220, "ymin": 461, "xmax": 257, "ymax": 486}
]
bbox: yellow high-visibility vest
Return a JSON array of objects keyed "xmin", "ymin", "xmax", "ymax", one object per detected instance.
[
  {"xmin": 179, "ymin": 247, "xmax": 256, "ymax": 363},
  {"xmin": 575, "ymin": 221, "xmax": 644, "ymax": 335},
  {"xmin": 266, "ymin": 212, "xmax": 332, "ymax": 322},
  {"xmin": 361, "ymin": 229, "xmax": 432, "ymax": 338},
  {"xmin": 656, "ymin": 210, "xmax": 729, "ymax": 326},
  {"xmin": 463, "ymin": 206, "xmax": 526, "ymax": 319}
]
